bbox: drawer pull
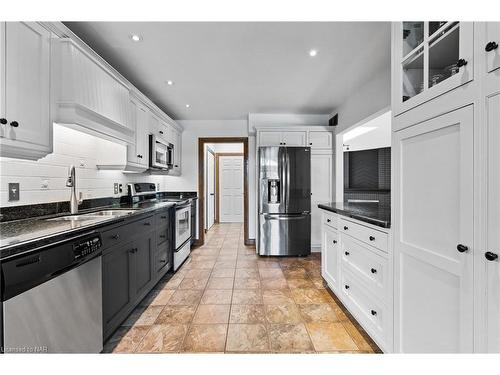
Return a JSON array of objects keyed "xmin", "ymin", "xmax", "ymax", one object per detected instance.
[
  {"xmin": 333, "ymin": 240, "xmax": 337, "ymax": 244},
  {"xmin": 343, "ymin": 226, "xmax": 348, "ymax": 230},
  {"xmin": 457, "ymin": 244, "xmax": 468, "ymax": 253},
  {"xmin": 326, "ymin": 219, "xmax": 331, "ymax": 223},
  {"xmin": 369, "ymin": 236, "xmax": 375, "ymax": 241},
  {"xmin": 344, "ymin": 285, "xmax": 350, "ymax": 290},
  {"xmin": 144, "ymin": 222, "xmax": 151, "ymax": 226},
  {"xmin": 159, "ymin": 235, "xmax": 166, "ymax": 239},
  {"xmin": 344, "ymin": 251, "xmax": 350, "ymax": 256},
  {"xmin": 486, "ymin": 41, "xmax": 499, "ymax": 52},
  {"xmin": 371, "ymin": 310, "xmax": 377, "ymax": 316},
  {"xmin": 161, "ymin": 215, "xmax": 167, "ymax": 219},
  {"xmin": 371, "ymin": 268, "xmax": 377, "ymax": 274},
  {"xmin": 485, "ymin": 251, "xmax": 498, "ymax": 261}
]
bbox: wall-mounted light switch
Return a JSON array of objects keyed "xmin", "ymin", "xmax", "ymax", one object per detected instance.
[
  {"xmin": 114, "ymin": 183, "xmax": 119, "ymax": 194},
  {"xmin": 8, "ymin": 183, "xmax": 20, "ymax": 201}
]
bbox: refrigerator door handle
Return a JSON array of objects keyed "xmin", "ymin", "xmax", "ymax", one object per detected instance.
[{"xmin": 263, "ymin": 214, "xmax": 309, "ymax": 220}]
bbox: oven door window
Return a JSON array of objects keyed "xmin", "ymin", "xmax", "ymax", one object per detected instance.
[{"xmin": 176, "ymin": 208, "xmax": 191, "ymax": 247}]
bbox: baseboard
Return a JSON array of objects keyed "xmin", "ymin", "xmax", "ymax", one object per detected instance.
[
  {"xmin": 245, "ymin": 238, "xmax": 256, "ymax": 247},
  {"xmin": 311, "ymin": 245, "xmax": 321, "ymax": 253}
]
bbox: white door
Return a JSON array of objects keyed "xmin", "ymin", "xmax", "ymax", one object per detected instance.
[
  {"xmin": 1, "ymin": 22, "xmax": 51, "ymax": 158},
  {"xmin": 485, "ymin": 91, "xmax": 500, "ymax": 352},
  {"xmin": 219, "ymin": 155, "xmax": 244, "ymax": 223},
  {"xmin": 206, "ymin": 150, "xmax": 216, "ymax": 230},
  {"xmin": 322, "ymin": 225, "xmax": 339, "ymax": 292},
  {"xmin": 393, "ymin": 106, "xmax": 474, "ymax": 353},
  {"xmin": 311, "ymin": 153, "xmax": 333, "ymax": 247}
]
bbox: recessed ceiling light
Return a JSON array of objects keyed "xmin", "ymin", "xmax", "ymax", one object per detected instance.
[
  {"xmin": 185, "ymin": 104, "xmax": 190, "ymax": 108},
  {"xmin": 166, "ymin": 80, "xmax": 174, "ymax": 86},
  {"xmin": 130, "ymin": 34, "xmax": 142, "ymax": 42},
  {"xmin": 309, "ymin": 49, "xmax": 318, "ymax": 57}
]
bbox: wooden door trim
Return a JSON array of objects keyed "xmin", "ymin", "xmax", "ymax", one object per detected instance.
[
  {"xmin": 197, "ymin": 138, "xmax": 250, "ymax": 247},
  {"xmin": 205, "ymin": 147, "xmax": 216, "ymax": 230},
  {"xmin": 216, "ymin": 152, "xmax": 244, "ymax": 224}
]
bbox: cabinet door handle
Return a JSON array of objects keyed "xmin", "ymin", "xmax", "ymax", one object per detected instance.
[
  {"xmin": 309, "ymin": 142, "xmax": 312, "ymax": 145},
  {"xmin": 485, "ymin": 251, "xmax": 498, "ymax": 261},
  {"xmin": 326, "ymin": 219, "xmax": 331, "ymax": 223},
  {"xmin": 343, "ymin": 226, "xmax": 348, "ymax": 230},
  {"xmin": 144, "ymin": 222, "xmax": 151, "ymax": 226},
  {"xmin": 371, "ymin": 310, "xmax": 377, "ymax": 316},
  {"xmin": 485, "ymin": 41, "xmax": 499, "ymax": 52},
  {"xmin": 344, "ymin": 251, "xmax": 350, "ymax": 256},
  {"xmin": 456, "ymin": 58, "xmax": 468, "ymax": 68},
  {"xmin": 371, "ymin": 268, "xmax": 377, "ymax": 274},
  {"xmin": 159, "ymin": 130, "xmax": 164, "ymax": 134},
  {"xmin": 161, "ymin": 215, "xmax": 167, "ymax": 219},
  {"xmin": 129, "ymin": 248, "xmax": 137, "ymax": 254},
  {"xmin": 10, "ymin": 121, "xmax": 19, "ymax": 127},
  {"xmin": 112, "ymin": 234, "xmax": 120, "ymax": 240},
  {"xmin": 369, "ymin": 236, "xmax": 375, "ymax": 241},
  {"xmin": 0, "ymin": 118, "xmax": 7, "ymax": 125},
  {"xmin": 344, "ymin": 285, "xmax": 350, "ymax": 290},
  {"xmin": 159, "ymin": 234, "xmax": 166, "ymax": 238},
  {"xmin": 333, "ymin": 240, "xmax": 337, "ymax": 244},
  {"xmin": 457, "ymin": 244, "xmax": 469, "ymax": 253}
]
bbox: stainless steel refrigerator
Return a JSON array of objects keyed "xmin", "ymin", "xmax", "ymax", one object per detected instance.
[{"xmin": 258, "ymin": 146, "xmax": 311, "ymax": 256}]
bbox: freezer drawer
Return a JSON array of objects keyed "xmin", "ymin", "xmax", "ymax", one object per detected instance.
[{"xmin": 259, "ymin": 213, "xmax": 311, "ymax": 256}]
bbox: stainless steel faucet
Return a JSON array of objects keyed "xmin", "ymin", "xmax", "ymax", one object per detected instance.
[{"xmin": 66, "ymin": 165, "xmax": 83, "ymax": 214}]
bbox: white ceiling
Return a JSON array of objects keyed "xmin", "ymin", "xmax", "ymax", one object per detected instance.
[{"xmin": 64, "ymin": 22, "xmax": 390, "ymax": 120}]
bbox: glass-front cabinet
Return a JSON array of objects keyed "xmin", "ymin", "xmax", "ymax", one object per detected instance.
[{"xmin": 393, "ymin": 22, "xmax": 473, "ymax": 115}]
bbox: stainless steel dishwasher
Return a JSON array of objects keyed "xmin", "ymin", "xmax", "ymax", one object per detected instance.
[{"xmin": 1, "ymin": 231, "xmax": 103, "ymax": 353}]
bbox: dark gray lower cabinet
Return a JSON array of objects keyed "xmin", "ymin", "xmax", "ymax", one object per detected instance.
[
  {"xmin": 102, "ymin": 242, "xmax": 134, "ymax": 338},
  {"xmin": 132, "ymin": 233, "xmax": 155, "ymax": 299},
  {"xmin": 102, "ymin": 215, "xmax": 158, "ymax": 340}
]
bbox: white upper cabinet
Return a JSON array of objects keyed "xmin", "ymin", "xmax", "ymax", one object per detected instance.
[
  {"xmin": 308, "ymin": 130, "xmax": 333, "ymax": 149},
  {"xmin": 0, "ymin": 22, "xmax": 52, "ymax": 160},
  {"xmin": 393, "ymin": 106, "xmax": 474, "ymax": 353},
  {"xmin": 258, "ymin": 130, "xmax": 306, "ymax": 146},
  {"xmin": 53, "ymin": 38, "xmax": 134, "ymax": 144},
  {"xmin": 170, "ymin": 128, "xmax": 182, "ymax": 175},
  {"xmin": 392, "ymin": 22, "xmax": 474, "ymax": 116},
  {"xmin": 126, "ymin": 97, "xmax": 149, "ymax": 170},
  {"xmin": 485, "ymin": 22, "xmax": 500, "ymax": 73}
]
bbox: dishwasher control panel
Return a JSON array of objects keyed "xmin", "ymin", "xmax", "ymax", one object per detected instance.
[{"xmin": 73, "ymin": 234, "xmax": 102, "ymax": 260}]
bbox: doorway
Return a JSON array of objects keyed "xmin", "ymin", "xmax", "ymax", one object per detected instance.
[{"xmin": 198, "ymin": 137, "xmax": 250, "ymax": 246}]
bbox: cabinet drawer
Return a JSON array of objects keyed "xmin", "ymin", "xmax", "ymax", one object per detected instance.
[
  {"xmin": 341, "ymin": 235, "xmax": 389, "ymax": 301},
  {"xmin": 340, "ymin": 218, "xmax": 388, "ymax": 253},
  {"xmin": 101, "ymin": 216, "xmax": 154, "ymax": 248},
  {"xmin": 155, "ymin": 210, "xmax": 170, "ymax": 227},
  {"xmin": 156, "ymin": 225, "xmax": 169, "ymax": 246},
  {"xmin": 340, "ymin": 269, "xmax": 390, "ymax": 351},
  {"xmin": 323, "ymin": 211, "xmax": 338, "ymax": 229}
]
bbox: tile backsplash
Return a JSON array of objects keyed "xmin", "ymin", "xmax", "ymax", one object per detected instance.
[{"xmin": 0, "ymin": 124, "xmax": 177, "ymax": 207}]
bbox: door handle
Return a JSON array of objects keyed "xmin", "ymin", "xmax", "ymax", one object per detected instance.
[{"xmin": 457, "ymin": 244, "xmax": 469, "ymax": 253}]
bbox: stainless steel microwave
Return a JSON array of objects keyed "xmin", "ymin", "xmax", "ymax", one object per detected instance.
[{"xmin": 149, "ymin": 134, "xmax": 174, "ymax": 170}]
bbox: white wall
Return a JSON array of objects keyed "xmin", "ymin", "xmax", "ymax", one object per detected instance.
[
  {"xmin": 332, "ymin": 65, "xmax": 391, "ymax": 201},
  {"xmin": 0, "ymin": 124, "xmax": 182, "ymax": 207}
]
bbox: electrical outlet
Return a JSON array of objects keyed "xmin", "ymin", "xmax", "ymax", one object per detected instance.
[
  {"xmin": 41, "ymin": 179, "xmax": 49, "ymax": 190},
  {"xmin": 79, "ymin": 160, "xmax": 85, "ymax": 168},
  {"xmin": 8, "ymin": 183, "xmax": 20, "ymax": 201},
  {"xmin": 113, "ymin": 183, "xmax": 119, "ymax": 194},
  {"xmin": 118, "ymin": 184, "xmax": 123, "ymax": 193},
  {"xmin": 156, "ymin": 183, "xmax": 160, "ymax": 191}
]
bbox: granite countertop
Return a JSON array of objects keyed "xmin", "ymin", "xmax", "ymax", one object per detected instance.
[
  {"xmin": 0, "ymin": 200, "xmax": 177, "ymax": 260},
  {"xmin": 318, "ymin": 202, "xmax": 391, "ymax": 229}
]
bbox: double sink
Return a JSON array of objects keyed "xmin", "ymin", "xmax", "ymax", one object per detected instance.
[{"xmin": 47, "ymin": 209, "xmax": 139, "ymax": 222}]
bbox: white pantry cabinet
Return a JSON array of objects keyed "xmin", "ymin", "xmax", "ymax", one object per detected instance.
[
  {"xmin": 311, "ymin": 152, "xmax": 333, "ymax": 247},
  {"xmin": 53, "ymin": 38, "xmax": 134, "ymax": 144},
  {"xmin": 126, "ymin": 97, "xmax": 149, "ymax": 169},
  {"xmin": 393, "ymin": 106, "xmax": 474, "ymax": 353},
  {"xmin": 0, "ymin": 22, "xmax": 52, "ymax": 160},
  {"xmin": 170, "ymin": 128, "xmax": 182, "ymax": 175},
  {"xmin": 392, "ymin": 22, "xmax": 474, "ymax": 116}
]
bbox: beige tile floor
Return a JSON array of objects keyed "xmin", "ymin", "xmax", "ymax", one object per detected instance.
[{"xmin": 104, "ymin": 223, "xmax": 381, "ymax": 354}]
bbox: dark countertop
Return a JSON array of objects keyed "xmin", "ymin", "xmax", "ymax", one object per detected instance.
[
  {"xmin": 318, "ymin": 202, "xmax": 391, "ymax": 229},
  {"xmin": 0, "ymin": 200, "xmax": 177, "ymax": 260}
]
